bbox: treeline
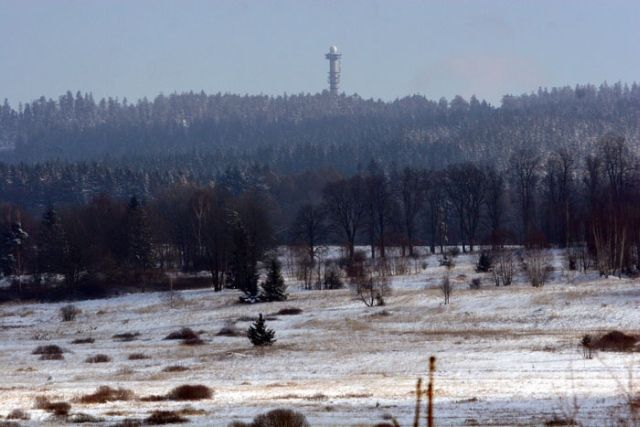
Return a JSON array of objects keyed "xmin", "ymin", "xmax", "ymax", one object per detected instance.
[
  {"xmin": 2, "ymin": 134, "xmax": 640, "ymax": 300},
  {"xmin": 1, "ymin": 83, "xmax": 639, "ymax": 174},
  {"xmin": 0, "ymin": 188, "xmax": 274, "ymax": 299}
]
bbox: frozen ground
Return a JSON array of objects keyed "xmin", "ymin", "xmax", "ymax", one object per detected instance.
[{"xmin": 0, "ymin": 248, "xmax": 639, "ymax": 426}]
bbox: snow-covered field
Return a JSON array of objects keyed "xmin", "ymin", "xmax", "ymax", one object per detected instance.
[{"xmin": 0, "ymin": 249, "xmax": 639, "ymax": 426}]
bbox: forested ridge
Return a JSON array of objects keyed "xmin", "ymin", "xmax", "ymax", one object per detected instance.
[{"xmin": 0, "ymin": 82, "xmax": 638, "ymax": 212}]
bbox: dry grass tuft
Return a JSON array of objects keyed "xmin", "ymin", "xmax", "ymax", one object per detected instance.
[
  {"xmin": 164, "ymin": 328, "xmax": 198, "ymax": 340},
  {"xmin": 85, "ymin": 354, "xmax": 111, "ymax": 363},
  {"xmin": 217, "ymin": 321, "xmax": 243, "ymax": 337},
  {"xmin": 6, "ymin": 409, "xmax": 29, "ymax": 420},
  {"xmin": 277, "ymin": 307, "xmax": 303, "ymax": 315},
  {"xmin": 69, "ymin": 412, "xmax": 101, "ymax": 423},
  {"xmin": 128, "ymin": 353, "xmax": 149, "ymax": 360},
  {"xmin": 77, "ymin": 386, "xmax": 134, "ymax": 404},
  {"xmin": 181, "ymin": 337, "xmax": 205, "ymax": 346},
  {"xmin": 162, "ymin": 365, "xmax": 189, "ymax": 373},
  {"xmin": 112, "ymin": 332, "xmax": 140, "ymax": 341},
  {"xmin": 71, "ymin": 337, "xmax": 94, "ymax": 344},
  {"xmin": 144, "ymin": 410, "xmax": 189, "ymax": 424},
  {"xmin": 111, "ymin": 419, "xmax": 142, "ymax": 427},
  {"xmin": 544, "ymin": 415, "xmax": 578, "ymax": 426},
  {"xmin": 34, "ymin": 396, "xmax": 71, "ymax": 416}
]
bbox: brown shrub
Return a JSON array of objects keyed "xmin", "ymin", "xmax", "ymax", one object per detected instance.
[
  {"xmin": 69, "ymin": 412, "xmax": 101, "ymax": 423},
  {"xmin": 112, "ymin": 418, "xmax": 142, "ymax": 427},
  {"xmin": 77, "ymin": 386, "xmax": 134, "ymax": 404},
  {"xmin": 544, "ymin": 415, "xmax": 578, "ymax": 426},
  {"xmin": 6, "ymin": 409, "xmax": 29, "ymax": 420},
  {"xmin": 181, "ymin": 337, "xmax": 204, "ymax": 346},
  {"xmin": 217, "ymin": 321, "xmax": 243, "ymax": 337},
  {"xmin": 252, "ymin": 408, "xmax": 309, "ymax": 427},
  {"xmin": 144, "ymin": 410, "xmax": 188, "ymax": 425},
  {"xmin": 162, "ymin": 365, "xmax": 189, "ymax": 373},
  {"xmin": 593, "ymin": 331, "xmax": 638, "ymax": 352},
  {"xmin": 128, "ymin": 353, "xmax": 149, "ymax": 360},
  {"xmin": 34, "ymin": 397, "xmax": 71, "ymax": 416},
  {"xmin": 60, "ymin": 304, "xmax": 81, "ymax": 321},
  {"xmin": 71, "ymin": 338, "xmax": 94, "ymax": 344},
  {"xmin": 164, "ymin": 328, "xmax": 198, "ymax": 341},
  {"xmin": 112, "ymin": 332, "xmax": 140, "ymax": 341},
  {"xmin": 277, "ymin": 307, "xmax": 303, "ymax": 315},
  {"xmin": 85, "ymin": 354, "xmax": 111, "ymax": 363},
  {"xmin": 33, "ymin": 345, "xmax": 64, "ymax": 360},
  {"xmin": 32, "ymin": 345, "xmax": 63, "ymax": 355},
  {"xmin": 166, "ymin": 384, "xmax": 212, "ymax": 401}
]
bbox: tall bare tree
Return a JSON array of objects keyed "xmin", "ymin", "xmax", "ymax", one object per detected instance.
[
  {"xmin": 322, "ymin": 176, "xmax": 367, "ymax": 259},
  {"xmin": 445, "ymin": 163, "xmax": 486, "ymax": 252}
]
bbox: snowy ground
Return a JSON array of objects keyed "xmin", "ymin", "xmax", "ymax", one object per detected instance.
[{"xmin": 0, "ymin": 248, "xmax": 639, "ymax": 426}]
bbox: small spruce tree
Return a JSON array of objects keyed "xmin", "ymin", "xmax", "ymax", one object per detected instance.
[
  {"xmin": 247, "ymin": 313, "xmax": 276, "ymax": 346},
  {"xmin": 261, "ymin": 258, "xmax": 287, "ymax": 301}
]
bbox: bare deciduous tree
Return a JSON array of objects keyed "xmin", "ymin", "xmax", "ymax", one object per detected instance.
[
  {"xmin": 445, "ymin": 163, "xmax": 486, "ymax": 253},
  {"xmin": 440, "ymin": 275, "xmax": 451, "ymax": 304},
  {"xmin": 322, "ymin": 176, "xmax": 367, "ymax": 259}
]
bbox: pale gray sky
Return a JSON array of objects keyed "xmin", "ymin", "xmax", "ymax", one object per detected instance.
[{"xmin": 1, "ymin": 0, "xmax": 638, "ymax": 105}]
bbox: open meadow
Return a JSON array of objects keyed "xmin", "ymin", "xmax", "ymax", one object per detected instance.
[{"xmin": 0, "ymin": 248, "xmax": 639, "ymax": 426}]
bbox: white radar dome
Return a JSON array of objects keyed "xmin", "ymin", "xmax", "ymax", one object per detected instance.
[{"xmin": 329, "ymin": 45, "xmax": 338, "ymax": 54}]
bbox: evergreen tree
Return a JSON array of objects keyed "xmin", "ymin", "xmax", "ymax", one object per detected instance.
[
  {"xmin": 228, "ymin": 211, "xmax": 259, "ymax": 300},
  {"xmin": 261, "ymin": 258, "xmax": 287, "ymax": 301},
  {"xmin": 37, "ymin": 206, "xmax": 67, "ymax": 276},
  {"xmin": 125, "ymin": 196, "xmax": 153, "ymax": 269},
  {"xmin": 247, "ymin": 313, "xmax": 276, "ymax": 346},
  {"xmin": 0, "ymin": 222, "xmax": 29, "ymax": 277}
]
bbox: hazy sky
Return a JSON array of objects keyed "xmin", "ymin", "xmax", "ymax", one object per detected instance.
[{"xmin": 1, "ymin": 0, "xmax": 638, "ymax": 106}]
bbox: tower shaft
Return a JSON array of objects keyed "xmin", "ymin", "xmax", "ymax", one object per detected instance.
[{"xmin": 325, "ymin": 47, "xmax": 341, "ymax": 95}]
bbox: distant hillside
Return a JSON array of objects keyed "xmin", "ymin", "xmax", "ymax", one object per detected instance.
[{"xmin": 1, "ymin": 83, "xmax": 638, "ymax": 173}]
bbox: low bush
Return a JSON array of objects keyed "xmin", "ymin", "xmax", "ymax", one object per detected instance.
[
  {"xmin": 128, "ymin": 353, "xmax": 149, "ymax": 360},
  {"xmin": 60, "ymin": 304, "xmax": 81, "ymax": 322},
  {"xmin": 277, "ymin": 307, "xmax": 303, "ymax": 315},
  {"xmin": 69, "ymin": 413, "xmax": 101, "ymax": 423},
  {"xmin": 112, "ymin": 332, "xmax": 140, "ymax": 341},
  {"xmin": 6, "ymin": 409, "xmax": 29, "ymax": 420},
  {"xmin": 448, "ymin": 247, "xmax": 461, "ymax": 257},
  {"xmin": 217, "ymin": 321, "xmax": 242, "ymax": 337},
  {"xmin": 476, "ymin": 251, "xmax": 493, "ymax": 272},
  {"xmin": 32, "ymin": 345, "xmax": 64, "ymax": 360},
  {"xmin": 592, "ymin": 331, "xmax": 638, "ymax": 352},
  {"xmin": 181, "ymin": 337, "xmax": 204, "ymax": 346},
  {"xmin": 144, "ymin": 410, "xmax": 188, "ymax": 425},
  {"xmin": 323, "ymin": 266, "xmax": 344, "ymax": 289},
  {"xmin": 77, "ymin": 386, "xmax": 134, "ymax": 404},
  {"xmin": 71, "ymin": 337, "xmax": 94, "ymax": 344},
  {"xmin": 164, "ymin": 328, "xmax": 198, "ymax": 340},
  {"xmin": 162, "ymin": 365, "xmax": 189, "ymax": 373},
  {"xmin": 252, "ymin": 408, "xmax": 309, "ymax": 427},
  {"xmin": 438, "ymin": 256, "xmax": 454, "ymax": 269},
  {"xmin": 166, "ymin": 384, "xmax": 212, "ymax": 401},
  {"xmin": 85, "ymin": 354, "xmax": 111, "ymax": 363},
  {"xmin": 469, "ymin": 278, "xmax": 481, "ymax": 290},
  {"xmin": 111, "ymin": 419, "xmax": 142, "ymax": 427},
  {"xmin": 34, "ymin": 396, "xmax": 70, "ymax": 416}
]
